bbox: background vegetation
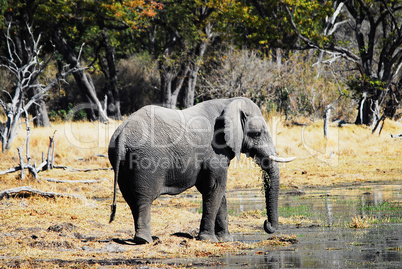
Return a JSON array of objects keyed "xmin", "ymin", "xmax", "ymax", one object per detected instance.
[{"xmin": 0, "ymin": 1, "xmax": 400, "ymax": 144}]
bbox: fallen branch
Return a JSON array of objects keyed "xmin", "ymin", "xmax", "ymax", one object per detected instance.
[
  {"xmin": 0, "ymin": 166, "xmax": 20, "ymax": 175},
  {"xmin": 0, "ymin": 186, "xmax": 85, "ymax": 200},
  {"xmin": 42, "ymin": 178, "xmax": 108, "ymax": 184},
  {"xmin": 75, "ymin": 154, "xmax": 108, "ymax": 161},
  {"xmin": 53, "ymin": 165, "xmax": 112, "ymax": 172}
]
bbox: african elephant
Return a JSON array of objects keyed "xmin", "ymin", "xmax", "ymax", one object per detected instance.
[{"xmin": 108, "ymin": 97, "xmax": 295, "ymax": 244}]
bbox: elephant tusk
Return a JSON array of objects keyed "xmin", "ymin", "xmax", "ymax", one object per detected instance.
[{"xmin": 268, "ymin": 156, "xmax": 296, "ymax": 163}]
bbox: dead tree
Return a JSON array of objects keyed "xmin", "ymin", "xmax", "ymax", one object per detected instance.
[
  {"xmin": 0, "ymin": 23, "xmax": 80, "ymax": 153},
  {"xmin": 51, "ymin": 28, "xmax": 109, "ymax": 122},
  {"xmin": 0, "ymin": 123, "xmax": 56, "ymax": 179},
  {"xmin": 283, "ymin": 0, "xmax": 402, "ymax": 131},
  {"xmin": 323, "ymin": 70, "xmax": 344, "ymax": 138}
]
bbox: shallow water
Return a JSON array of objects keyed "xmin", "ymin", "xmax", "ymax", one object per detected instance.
[
  {"xmin": 169, "ymin": 181, "xmax": 402, "ymax": 268},
  {"xmin": 225, "ymin": 226, "xmax": 401, "ymax": 268},
  {"xmin": 225, "ymin": 182, "xmax": 401, "ymax": 223}
]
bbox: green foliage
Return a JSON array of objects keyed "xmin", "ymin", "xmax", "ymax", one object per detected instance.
[
  {"xmin": 0, "ymin": 0, "xmax": 7, "ymax": 27},
  {"xmin": 218, "ymin": 0, "xmax": 332, "ymax": 50},
  {"xmin": 347, "ymin": 75, "xmax": 387, "ymax": 100},
  {"xmin": 0, "ymin": 0, "xmax": 161, "ymax": 77},
  {"xmin": 49, "ymin": 109, "xmax": 67, "ymax": 122},
  {"xmin": 49, "ymin": 103, "xmax": 86, "ymax": 122}
]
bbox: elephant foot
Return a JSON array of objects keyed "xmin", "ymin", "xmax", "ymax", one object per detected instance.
[
  {"xmin": 134, "ymin": 234, "xmax": 153, "ymax": 244},
  {"xmin": 216, "ymin": 231, "xmax": 233, "ymax": 242},
  {"xmin": 197, "ymin": 232, "xmax": 218, "ymax": 242}
]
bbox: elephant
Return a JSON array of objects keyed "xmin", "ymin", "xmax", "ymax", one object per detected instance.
[{"xmin": 108, "ymin": 97, "xmax": 295, "ymax": 244}]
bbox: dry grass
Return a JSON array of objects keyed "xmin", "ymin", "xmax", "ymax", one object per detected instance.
[
  {"xmin": 349, "ymin": 216, "xmax": 373, "ymax": 229},
  {"xmin": 0, "ymin": 118, "xmax": 401, "ymax": 267}
]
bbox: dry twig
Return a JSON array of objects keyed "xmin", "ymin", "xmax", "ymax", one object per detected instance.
[{"xmin": 41, "ymin": 178, "xmax": 108, "ymax": 184}]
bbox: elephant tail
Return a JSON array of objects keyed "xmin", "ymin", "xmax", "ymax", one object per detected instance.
[{"xmin": 109, "ymin": 135, "xmax": 123, "ymax": 223}]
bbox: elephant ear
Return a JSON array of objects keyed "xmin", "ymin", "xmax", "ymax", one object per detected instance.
[{"xmin": 222, "ymin": 99, "xmax": 245, "ymax": 160}]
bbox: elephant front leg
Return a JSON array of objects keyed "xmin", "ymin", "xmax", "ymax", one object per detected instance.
[
  {"xmin": 197, "ymin": 181, "xmax": 227, "ymax": 242},
  {"xmin": 215, "ymin": 195, "xmax": 233, "ymax": 242}
]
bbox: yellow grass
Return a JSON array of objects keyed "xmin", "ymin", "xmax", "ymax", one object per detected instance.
[{"xmin": 0, "ymin": 118, "xmax": 401, "ymax": 267}]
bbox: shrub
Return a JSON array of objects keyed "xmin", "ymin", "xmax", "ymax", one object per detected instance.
[
  {"xmin": 91, "ymin": 52, "xmax": 161, "ymax": 115},
  {"xmin": 48, "ymin": 103, "xmax": 87, "ymax": 122},
  {"xmin": 199, "ymin": 48, "xmax": 357, "ymax": 122}
]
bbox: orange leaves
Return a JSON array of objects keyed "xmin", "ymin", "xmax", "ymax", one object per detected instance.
[{"xmin": 100, "ymin": 0, "xmax": 163, "ymax": 30}]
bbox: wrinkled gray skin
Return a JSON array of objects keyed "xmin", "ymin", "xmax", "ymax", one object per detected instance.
[{"xmin": 108, "ymin": 97, "xmax": 294, "ymax": 244}]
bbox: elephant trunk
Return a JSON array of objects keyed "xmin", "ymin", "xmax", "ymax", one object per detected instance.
[{"xmin": 261, "ymin": 159, "xmax": 280, "ymax": 234}]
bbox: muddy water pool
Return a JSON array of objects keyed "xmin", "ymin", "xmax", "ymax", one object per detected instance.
[{"xmin": 169, "ymin": 181, "xmax": 401, "ymax": 268}]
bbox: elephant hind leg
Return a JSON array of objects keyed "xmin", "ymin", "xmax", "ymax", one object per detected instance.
[
  {"xmin": 132, "ymin": 202, "xmax": 153, "ymax": 244},
  {"xmin": 118, "ymin": 173, "xmax": 153, "ymax": 244}
]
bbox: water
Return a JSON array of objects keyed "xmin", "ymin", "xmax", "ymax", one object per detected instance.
[
  {"xmin": 170, "ymin": 181, "xmax": 402, "ymax": 268},
  {"xmin": 225, "ymin": 182, "xmax": 401, "ymax": 224},
  {"xmin": 223, "ymin": 225, "xmax": 401, "ymax": 268}
]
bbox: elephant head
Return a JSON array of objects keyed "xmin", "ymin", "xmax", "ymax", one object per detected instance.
[{"xmin": 221, "ymin": 98, "xmax": 295, "ymax": 234}]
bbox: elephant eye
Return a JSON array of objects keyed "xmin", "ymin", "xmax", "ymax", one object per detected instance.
[{"xmin": 248, "ymin": 131, "xmax": 261, "ymax": 138}]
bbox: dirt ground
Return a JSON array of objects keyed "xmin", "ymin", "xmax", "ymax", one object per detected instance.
[{"xmin": 0, "ymin": 119, "xmax": 401, "ymax": 268}]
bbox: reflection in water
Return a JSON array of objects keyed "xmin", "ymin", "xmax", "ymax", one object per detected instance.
[
  {"xmin": 223, "ymin": 183, "xmax": 400, "ymax": 225},
  {"xmin": 325, "ymin": 194, "xmax": 333, "ymax": 226}
]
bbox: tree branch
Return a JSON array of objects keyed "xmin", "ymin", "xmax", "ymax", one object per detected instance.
[
  {"xmin": 281, "ymin": 3, "xmax": 361, "ymax": 64},
  {"xmin": 41, "ymin": 178, "xmax": 107, "ymax": 184}
]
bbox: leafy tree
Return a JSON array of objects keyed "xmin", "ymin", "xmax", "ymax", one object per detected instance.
[
  {"xmin": 1, "ymin": 0, "xmax": 161, "ymax": 121},
  {"xmin": 137, "ymin": 0, "xmax": 238, "ymax": 109}
]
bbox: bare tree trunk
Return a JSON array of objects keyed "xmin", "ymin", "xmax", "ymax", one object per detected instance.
[
  {"xmin": 276, "ymin": 48, "xmax": 282, "ymax": 73},
  {"xmin": 355, "ymin": 93, "xmax": 378, "ymax": 127},
  {"xmin": 51, "ymin": 29, "xmax": 108, "ymax": 122},
  {"xmin": 160, "ymin": 69, "xmax": 174, "ymax": 109},
  {"xmin": 181, "ymin": 71, "xmax": 196, "ymax": 108},
  {"xmin": 102, "ymin": 29, "xmax": 121, "ymax": 120},
  {"xmin": 179, "ymin": 24, "xmax": 211, "ymax": 108},
  {"xmin": 323, "ymin": 104, "xmax": 331, "ymax": 138},
  {"xmin": 160, "ymin": 61, "xmax": 190, "ymax": 109},
  {"xmin": 1, "ymin": 24, "xmax": 84, "ymax": 152},
  {"xmin": 29, "ymin": 85, "xmax": 50, "ymax": 127}
]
